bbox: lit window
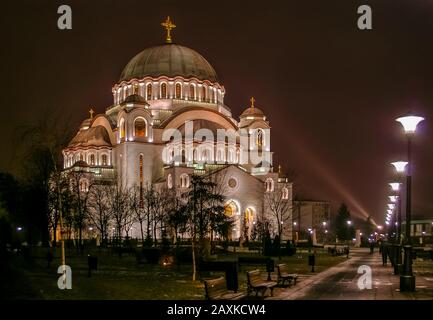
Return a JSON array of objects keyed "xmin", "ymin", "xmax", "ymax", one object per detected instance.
[
  {"xmin": 161, "ymin": 83, "xmax": 167, "ymax": 99},
  {"xmin": 90, "ymin": 154, "xmax": 95, "ymax": 166},
  {"xmin": 257, "ymin": 129, "xmax": 264, "ymax": 147},
  {"xmin": 202, "ymin": 86, "xmax": 207, "ymax": 101},
  {"xmin": 139, "ymin": 154, "xmax": 144, "ymax": 207},
  {"xmin": 119, "ymin": 118, "xmax": 126, "ymax": 140},
  {"xmin": 146, "ymin": 83, "xmax": 152, "ymax": 100},
  {"xmin": 189, "ymin": 84, "xmax": 195, "ymax": 100},
  {"xmin": 265, "ymin": 178, "xmax": 274, "ymax": 192},
  {"xmin": 180, "ymin": 173, "xmax": 190, "ymax": 188},
  {"xmin": 134, "ymin": 118, "xmax": 146, "ymax": 137},
  {"xmin": 167, "ymin": 174, "xmax": 173, "ymax": 189},
  {"xmin": 79, "ymin": 179, "xmax": 89, "ymax": 193},
  {"xmin": 101, "ymin": 154, "xmax": 108, "ymax": 166},
  {"xmin": 175, "ymin": 83, "xmax": 182, "ymax": 99},
  {"xmin": 282, "ymin": 187, "xmax": 289, "ymax": 200},
  {"xmin": 210, "ymin": 88, "xmax": 214, "ymax": 102}
]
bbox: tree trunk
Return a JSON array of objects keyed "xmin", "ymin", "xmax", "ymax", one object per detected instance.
[
  {"xmin": 139, "ymin": 220, "xmax": 145, "ymax": 244},
  {"xmin": 192, "ymin": 235, "xmax": 197, "ymax": 281},
  {"xmin": 53, "ymin": 224, "xmax": 57, "ymax": 247}
]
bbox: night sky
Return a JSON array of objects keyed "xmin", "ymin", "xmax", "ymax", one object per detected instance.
[{"xmin": 1, "ymin": 0, "xmax": 432, "ymax": 224}]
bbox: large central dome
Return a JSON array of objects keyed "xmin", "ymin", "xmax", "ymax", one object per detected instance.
[{"xmin": 119, "ymin": 44, "xmax": 219, "ymax": 83}]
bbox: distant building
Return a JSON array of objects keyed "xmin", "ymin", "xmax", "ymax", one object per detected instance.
[
  {"xmin": 292, "ymin": 200, "xmax": 331, "ymax": 243},
  {"xmin": 401, "ymin": 219, "xmax": 433, "ymax": 245}
]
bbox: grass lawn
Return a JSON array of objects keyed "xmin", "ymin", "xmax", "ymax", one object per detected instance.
[{"xmin": 1, "ymin": 247, "xmax": 347, "ymax": 300}]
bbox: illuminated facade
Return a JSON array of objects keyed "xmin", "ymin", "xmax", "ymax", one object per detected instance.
[{"xmin": 62, "ymin": 19, "xmax": 293, "ymax": 241}]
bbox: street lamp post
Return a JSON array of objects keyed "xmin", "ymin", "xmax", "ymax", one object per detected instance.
[{"xmin": 395, "ymin": 114, "xmax": 425, "ymax": 292}]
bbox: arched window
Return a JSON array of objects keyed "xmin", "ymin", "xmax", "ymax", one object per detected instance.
[
  {"xmin": 282, "ymin": 187, "xmax": 289, "ymax": 200},
  {"xmin": 134, "ymin": 117, "xmax": 147, "ymax": 137},
  {"xmin": 203, "ymin": 149, "xmax": 210, "ymax": 162},
  {"xmin": 180, "ymin": 173, "xmax": 190, "ymax": 188},
  {"xmin": 123, "ymin": 87, "xmax": 128, "ymax": 100},
  {"xmin": 89, "ymin": 154, "xmax": 95, "ymax": 166},
  {"xmin": 189, "ymin": 84, "xmax": 195, "ymax": 100},
  {"xmin": 175, "ymin": 83, "xmax": 182, "ymax": 99},
  {"xmin": 119, "ymin": 118, "xmax": 126, "ymax": 140},
  {"xmin": 210, "ymin": 88, "xmax": 215, "ymax": 103},
  {"xmin": 160, "ymin": 83, "xmax": 167, "ymax": 99},
  {"xmin": 228, "ymin": 149, "xmax": 234, "ymax": 163},
  {"xmin": 217, "ymin": 149, "xmax": 223, "ymax": 162},
  {"xmin": 79, "ymin": 179, "xmax": 89, "ymax": 193},
  {"xmin": 139, "ymin": 154, "xmax": 144, "ymax": 207},
  {"xmin": 202, "ymin": 86, "xmax": 207, "ymax": 101},
  {"xmin": 101, "ymin": 154, "xmax": 108, "ymax": 166},
  {"xmin": 167, "ymin": 174, "xmax": 173, "ymax": 189},
  {"xmin": 133, "ymin": 83, "xmax": 139, "ymax": 94},
  {"xmin": 256, "ymin": 129, "xmax": 264, "ymax": 147},
  {"xmin": 146, "ymin": 83, "xmax": 152, "ymax": 100},
  {"xmin": 265, "ymin": 178, "xmax": 274, "ymax": 192},
  {"xmin": 79, "ymin": 153, "xmax": 84, "ymax": 162}
]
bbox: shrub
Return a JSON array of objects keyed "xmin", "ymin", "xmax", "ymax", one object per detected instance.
[{"xmin": 142, "ymin": 247, "xmax": 161, "ymax": 264}]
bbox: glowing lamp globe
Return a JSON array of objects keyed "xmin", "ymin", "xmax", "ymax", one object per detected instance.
[
  {"xmin": 389, "ymin": 182, "xmax": 401, "ymax": 191},
  {"xmin": 389, "ymin": 196, "xmax": 398, "ymax": 203},
  {"xmin": 391, "ymin": 161, "xmax": 408, "ymax": 173},
  {"xmin": 387, "ymin": 209, "xmax": 393, "ymax": 214},
  {"xmin": 387, "ymin": 203, "xmax": 396, "ymax": 210},
  {"xmin": 396, "ymin": 115, "xmax": 425, "ymax": 134}
]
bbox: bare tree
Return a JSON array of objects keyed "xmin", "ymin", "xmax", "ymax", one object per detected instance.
[
  {"xmin": 88, "ymin": 183, "xmax": 113, "ymax": 247},
  {"xmin": 106, "ymin": 182, "xmax": 130, "ymax": 254},
  {"xmin": 264, "ymin": 181, "xmax": 292, "ymax": 259},
  {"xmin": 165, "ymin": 191, "xmax": 188, "ymax": 243},
  {"xmin": 48, "ymin": 171, "xmax": 73, "ymax": 246},
  {"xmin": 68, "ymin": 170, "xmax": 93, "ymax": 253},
  {"xmin": 151, "ymin": 186, "xmax": 173, "ymax": 244},
  {"xmin": 128, "ymin": 186, "xmax": 146, "ymax": 244}
]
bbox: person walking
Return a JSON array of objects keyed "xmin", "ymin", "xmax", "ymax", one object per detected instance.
[{"xmin": 381, "ymin": 241, "xmax": 388, "ymax": 266}]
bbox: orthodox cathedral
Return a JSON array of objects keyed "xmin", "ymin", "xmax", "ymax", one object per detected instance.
[{"xmin": 62, "ymin": 17, "xmax": 293, "ymax": 241}]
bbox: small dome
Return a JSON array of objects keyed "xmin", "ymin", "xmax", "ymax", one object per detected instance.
[
  {"xmin": 68, "ymin": 126, "xmax": 111, "ymax": 148},
  {"xmin": 240, "ymin": 107, "xmax": 265, "ymax": 118},
  {"xmin": 79, "ymin": 118, "xmax": 92, "ymax": 130},
  {"xmin": 119, "ymin": 44, "xmax": 219, "ymax": 83}
]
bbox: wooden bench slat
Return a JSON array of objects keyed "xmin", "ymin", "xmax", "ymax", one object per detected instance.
[
  {"xmin": 246, "ymin": 269, "xmax": 277, "ymax": 297},
  {"xmin": 204, "ymin": 277, "xmax": 246, "ymax": 300},
  {"xmin": 276, "ymin": 264, "xmax": 298, "ymax": 286}
]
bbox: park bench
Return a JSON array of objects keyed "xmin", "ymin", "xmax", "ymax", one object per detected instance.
[
  {"xmin": 204, "ymin": 277, "xmax": 246, "ymax": 300},
  {"xmin": 246, "ymin": 269, "xmax": 277, "ymax": 297},
  {"xmin": 276, "ymin": 264, "xmax": 298, "ymax": 286}
]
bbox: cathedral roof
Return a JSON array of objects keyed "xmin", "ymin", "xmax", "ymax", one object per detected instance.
[
  {"xmin": 68, "ymin": 125, "xmax": 112, "ymax": 148},
  {"xmin": 240, "ymin": 107, "xmax": 265, "ymax": 118},
  {"xmin": 177, "ymin": 119, "xmax": 226, "ymax": 137},
  {"xmin": 119, "ymin": 44, "xmax": 219, "ymax": 83}
]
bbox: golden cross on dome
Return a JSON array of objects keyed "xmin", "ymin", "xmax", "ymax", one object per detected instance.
[
  {"xmin": 250, "ymin": 97, "xmax": 256, "ymax": 108},
  {"xmin": 89, "ymin": 108, "xmax": 95, "ymax": 119},
  {"xmin": 161, "ymin": 16, "xmax": 176, "ymax": 43}
]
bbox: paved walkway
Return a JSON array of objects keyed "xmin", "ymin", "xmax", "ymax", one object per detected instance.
[{"xmin": 268, "ymin": 248, "xmax": 433, "ymax": 300}]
